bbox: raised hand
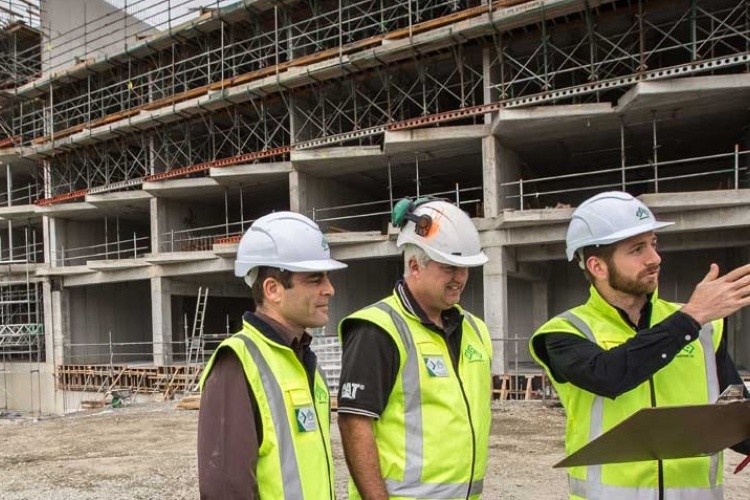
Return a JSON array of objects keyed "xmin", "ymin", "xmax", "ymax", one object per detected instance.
[{"xmin": 681, "ymin": 263, "xmax": 750, "ymax": 325}]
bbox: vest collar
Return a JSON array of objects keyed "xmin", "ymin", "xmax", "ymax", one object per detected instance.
[
  {"xmin": 242, "ymin": 310, "xmax": 312, "ymax": 352},
  {"xmin": 392, "ymin": 279, "xmax": 463, "ymax": 336},
  {"xmin": 587, "ymin": 285, "xmax": 658, "ymax": 329}
]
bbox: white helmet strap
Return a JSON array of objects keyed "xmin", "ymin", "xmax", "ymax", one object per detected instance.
[
  {"xmin": 576, "ymin": 249, "xmax": 586, "ymax": 270},
  {"xmin": 244, "ymin": 267, "xmax": 259, "ymax": 288}
]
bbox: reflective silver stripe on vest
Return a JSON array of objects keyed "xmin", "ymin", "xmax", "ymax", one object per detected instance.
[
  {"xmin": 464, "ymin": 313, "xmax": 485, "ymax": 348},
  {"xmin": 237, "ymin": 335, "xmax": 304, "ymax": 499},
  {"xmin": 375, "ymin": 302, "xmax": 481, "ymax": 498},
  {"xmin": 560, "ymin": 311, "xmax": 606, "ymax": 488},
  {"xmin": 569, "ymin": 478, "xmax": 659, "ymax": 500},
  {"xmin": 698, "ymin": 322, "xmax": 721, "ymax": 487},
  {"xmin": 570, "ymin": 478, "xmax": 724, "ymax": 499},
  {"xmin": 561, "ymin": 312, "xmax": 723, "ymax": 499}
]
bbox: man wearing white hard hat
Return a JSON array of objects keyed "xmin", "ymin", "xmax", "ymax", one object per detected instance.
[
  {"xmin": 337, "ymin": 198, "xmax": 492, "ymax": 499},
  {"xmin": 530, "ymin": 191, "xmax": 750, "ymax": 499},
  {"xmin": 198, "ymin": 212, "xmax": 346, "ymax": 499}
]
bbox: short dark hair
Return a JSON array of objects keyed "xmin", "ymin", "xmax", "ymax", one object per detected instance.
[
  {"xmin": 251, "ymin": 266, "xmax": 294, "ymax": 306},
  {"xmin": 580, "ymin": 244, "xmax": 617, "ymax": 283}
]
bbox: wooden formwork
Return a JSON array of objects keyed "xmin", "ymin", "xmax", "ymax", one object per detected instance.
[
  {"xmin": 493, "ymin": 373, "xmax": 557, "ymax": 402},
  {"xmin": 56, "ymin": 364, "xmax": 204, "ymax": 399}
]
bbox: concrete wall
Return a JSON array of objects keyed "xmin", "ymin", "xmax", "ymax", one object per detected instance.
[
  {"xmin": 154, "ymin": 198, "xmax": 224, "ymax": 252},
  {"xmin": 734, "ymin": 247, "xmax": 750, "ymax": 369},
  {"xmin": 0, "ymin": 362, "xmax": 55, "ymax": 414},
  {"xmin": 506, "ymin": 277, "xmax": 535, "ymax": 371},
  {"xmin": 68, "ymin": 281, "xmax": 151, "ymax": 364},
  {"xmin": 42, "ymin": 0, "xmax": 157, "ymax": 75},
  {"xmin": 290, "ymin": 171, "xmax": 381, "ymax": 232}
]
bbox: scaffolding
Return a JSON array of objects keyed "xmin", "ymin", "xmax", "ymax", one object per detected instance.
[
  {"xmin": 0, "ymin": 0, "xmax": 739, "ymax": 208},
  {"xmin": 0, "ymin": 249, "xmax": 44, "ymax": 414}
]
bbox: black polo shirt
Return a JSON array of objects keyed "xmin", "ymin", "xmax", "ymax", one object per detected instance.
[{"xmin": 337, "ymin": 279, "xmax": 464, "ymax": 418}]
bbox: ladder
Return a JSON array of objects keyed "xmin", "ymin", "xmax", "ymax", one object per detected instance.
[
  {"xmin": 184, "ymin": 286, "xmax": 209, "ymax": 395},
  {"xmin": 187, "ymin": 286, "xmax": 209, "ymax": 367}
]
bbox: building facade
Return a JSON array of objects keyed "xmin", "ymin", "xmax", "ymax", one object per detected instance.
[{"xmin": 0, "ymin": 0, "xmax": 748, "ymax": 414}]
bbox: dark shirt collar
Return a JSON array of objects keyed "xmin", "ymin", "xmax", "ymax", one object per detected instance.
[
  {"xmin": 242, "ymin": 311, "xmax": 312, "ymax": 354},
  {"xmin": 612, "ymin": 295, "xmax": 654, "ymax": 330},
  {"xmin": 394, "ymin": 279, "xmax": 463, "ymax": 337}
]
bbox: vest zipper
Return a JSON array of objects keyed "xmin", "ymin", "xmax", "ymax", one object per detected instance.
[
  {"xmin": 303, "ymin": 352, "xmax": 334, "ymax": 500},
  {"xmin": 311, "ymin": 392, "xmax": 335, "ymax": 499},
  {"xmin": 296, "ymin": 347, "xmax": 335, "ymax": 500},
  {"xmin": 648, "ymin": 377, "xmax": 663, "ymax": 500},
  {"xmin": 455, "ymin": 374, "xmax": 476, "ymax": 499},
  {"xmin": 445, "ymin": 332, "xmax": 476, "ymax": 500}
]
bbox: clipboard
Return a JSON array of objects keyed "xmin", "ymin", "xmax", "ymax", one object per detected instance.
[{"xmin": 554, "ymin": 399, "xmax": 750, "ymax": 468}]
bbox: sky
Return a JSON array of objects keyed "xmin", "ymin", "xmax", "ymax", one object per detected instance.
[{"xmin": 101, "ymin": 0, "xmax": 238, "ymax": 30}]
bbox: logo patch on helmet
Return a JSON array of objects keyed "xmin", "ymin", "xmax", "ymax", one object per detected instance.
[
  {"xmin": 635, "ymin": 207, "xmax": 650, "ymax": 220},
  {"xmin": 321, "ymin": 236, "xmax": 330, "ymax": 251}
]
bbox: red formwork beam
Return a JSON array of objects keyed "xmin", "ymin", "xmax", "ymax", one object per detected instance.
[
  {"xmin": 35, "ymin": 189, "xmax": 88, "ymax": 206},
  {"xmin": 214, "ymin": 235, "xmax": 242, "ymax": 245},
  {"xmin": 143, "ymin": 146, "xmax": 292, "ymax": 182},
  {"xmin": 34, "ymin": 102, "xmax": 498, "ymax": 206}
]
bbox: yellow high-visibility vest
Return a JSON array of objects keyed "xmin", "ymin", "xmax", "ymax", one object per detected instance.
[
  {"xmin": 530, "ymin": 287, "xmax": 724, "ymax": 500},
  {"xmin": 340, "ymin": 292, "xmax": 492, "ymax": 499},
  {"xmin": 201, "ymin": 319, "xmax": 335, "ymax": 499}
]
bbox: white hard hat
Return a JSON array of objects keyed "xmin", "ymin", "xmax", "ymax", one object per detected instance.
[
  {"xmin": 395, "ymin": 199, "xmax": 488, "ymax": 267},
  {"xmin": 565, "ymin": 191, "xmax": 673, "ymax": 261},
  {"xmin": 235, "ymin": 212, "xmax": 347, "ymax": 282}
]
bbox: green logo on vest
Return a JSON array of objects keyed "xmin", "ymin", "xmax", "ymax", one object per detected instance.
[
  {"xmin": 423, "ymin": 355, "xmax": 449, "ymax": 377},
  {"xmin": 314, "ymin": 384, "xmax": 328, "ymax": 404},
  {"xmin": 635, "ymin": 207, "xmax": 650, "ymax": 220},
  {"xmin": 294, "ymin": 406, "xmax": 318, "ymax": 432},
  {"xmin": 677, "ymin": 343, "xmax": 696, "ymax": 358},
  {"xmin": 464, "ymin": 344, "xmax": 483, "ymax": 362}
]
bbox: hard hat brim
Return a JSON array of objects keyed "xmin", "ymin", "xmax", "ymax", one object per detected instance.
[
  {"xmin": 423, "ymin": 246, "xmax": 489, "ymax": 268},
  {"xmin": 235, "ymin": 258, "xmax": 347, "ymax": 277},
  {"xmin": 566, "ymin": 220, "xmax": 674, "ymax": 261}
]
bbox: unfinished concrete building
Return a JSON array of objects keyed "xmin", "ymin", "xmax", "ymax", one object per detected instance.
[{"xmin": 0, "ymin": 0, "xmax": 748, "ymax": 414}]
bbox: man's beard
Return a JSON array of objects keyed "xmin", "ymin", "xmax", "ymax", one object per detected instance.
[{"xmin": 608, "ymin": 264, "xmax": 659, "ymax": 296}]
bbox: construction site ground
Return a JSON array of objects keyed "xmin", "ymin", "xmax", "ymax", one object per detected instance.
[{"xmin": 1, "ymin": 400, "xmax": 749, "ymax": 499}]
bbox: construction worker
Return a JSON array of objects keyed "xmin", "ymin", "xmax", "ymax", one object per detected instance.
[
  {"xmin": 197, "ymin": 212, "xmax": 346, "ymax": 499},
  {"xmin": 337, "ymin": 198, "xmax": 492, "ymax": 499},
  {"xmin": 529, "ymin": 191, "xmax": 750, "ymax": 499}
]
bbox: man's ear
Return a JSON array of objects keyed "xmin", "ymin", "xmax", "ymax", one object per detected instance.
[
  {"xmin": 407, "ymin": 256, "xmax": 421, "ymax": 277},
  {"xmin": 262, "ymin": 277, "xmax": 283, "ymax": 304},
  {"xmin": 586, "ymin": 256, "xmax": 608, "ymax": 281}
]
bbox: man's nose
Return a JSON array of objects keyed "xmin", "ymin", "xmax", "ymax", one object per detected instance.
[
  {"xmin": 453, "ymin": 267, "xmax": 469, "ymax": 280},
  {"xmin": 321, "ymin": 274, "xmax": 335, "ymax": 296},
  {"xmin": 646, "ymin": 245, "xmax": 661, "ymax": 265}
]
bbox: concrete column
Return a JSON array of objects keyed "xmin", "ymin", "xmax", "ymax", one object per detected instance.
[
  {"xmin": 531, "ymin": 281, "xmax": 549, "ymax": 335},
  {"xmin": 43, "ymin": 215, "xmax": 65, "ymax": 266},
  {"xmin": 43, "ymin": 280, "xmax": 70, "ymax": 365},
  {"xmin": 482, "ymin": 135, "xmax": 523, "ymax": 217},
  {"xmin": 483, "ymin": 245, "xmax": 516, "ymax": 375},
  {"xmin": 482, "ymin": 45, "xmax": 499, "ymax": 122},
  {"xmin": 151, "ymin": 277, "xmax": 172, "ymax": 365},
  {"xmin": 150, "ymin": 197, "xmax": 167, "ymax": 254},
  {"xmin": 289, "ymin": 170, "xmax": 306, "ymax": 214}
]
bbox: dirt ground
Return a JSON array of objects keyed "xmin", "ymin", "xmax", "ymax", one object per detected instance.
[{"xmin": 1, "ymin": 400, "xmax": 749, "ymax": 499}]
